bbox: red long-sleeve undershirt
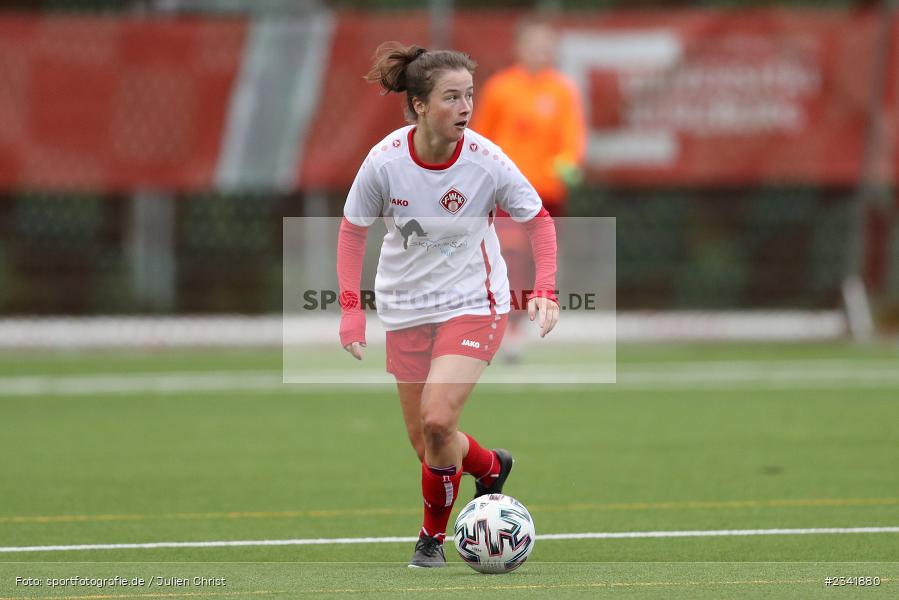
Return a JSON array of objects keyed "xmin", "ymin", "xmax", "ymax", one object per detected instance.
[
  {"xmin": 336, "ymin": 209, "xmax": 558, "ymax": 347},
  {"xmin": 520, "ymin": 207, "xmax": 558, "ymax": 303},
  {"xmin": 337, "ymin": 218, "xmax": 368, "ymax": 347}
]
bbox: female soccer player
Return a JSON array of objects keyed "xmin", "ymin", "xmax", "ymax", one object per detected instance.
[{"xmin": 336, "ymin": 42, "xmax": 559, "ymax": 568}]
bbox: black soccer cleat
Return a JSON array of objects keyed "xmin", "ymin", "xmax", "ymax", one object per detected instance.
[
  {"xmin": 408, "ymin": 534, "xmax": 446, "ymax": 568},
  {"xmin": 474, "ymin": 448, "xmax": 514, "ymax": 499}
]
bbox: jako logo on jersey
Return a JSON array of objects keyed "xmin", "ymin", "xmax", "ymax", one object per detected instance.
[
  {"xmin": 461, "ymin": 339, "xmax": 480, "ymax": 349},
  {"xmin": 397, "ymin": 219, "xmax": 427, "ymax": 250},
  {"xmin": 391, "ymin": 198, "xmax": 409, "ymax": 206},
  {"xmin": 469, "ymin": 142, "xmax": 479, "ymax": 152},
  {"xmin": 440, "ymin": 188, "xmax": 467, "ymax": 214},
  {"xmin": 392, "ymin": 139, "xmax": 401, "ymax": 148}
]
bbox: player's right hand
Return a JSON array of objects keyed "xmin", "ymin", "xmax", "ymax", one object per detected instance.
[
  {"xmin": 344, "ymin": 341, "xmax": 366, "ymax": 361},
  {"xmin": 339, "ymin": 310, "xmax": 366, "ymax": 360}
]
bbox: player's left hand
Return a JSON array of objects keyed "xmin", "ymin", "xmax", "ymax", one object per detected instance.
[
  {"xmin": 553, "ymin": 158, "xmax": 583, "ymax": 189},
  {"xmin": 344, "ymin": 341, "xmax": 365, "ymax": 361},
  {"xmin": 528, "ymin": 296, "xmax": 559, "ymax": 338}
]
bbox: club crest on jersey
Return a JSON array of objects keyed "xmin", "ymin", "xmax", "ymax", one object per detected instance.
[{"xmin": 440, "ymin": 187, "xmax": 467, "ymax": 214}]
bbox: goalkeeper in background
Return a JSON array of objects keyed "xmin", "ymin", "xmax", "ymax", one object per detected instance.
[{"xmin": 471, "ymin": 16, "xmax": 585, "ymax": 361}]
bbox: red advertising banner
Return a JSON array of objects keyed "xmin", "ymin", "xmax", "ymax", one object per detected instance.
[
  {"xmin": 0, "ymin": 10, "xmax": 893, "ymax": 192},
  {"xmin": 556, "ymin": 10, "xmax": 879, "ymax": 186},
  {"xmin": 0, "ymin": 16, "xmax": 246, "ymax": 192},
  {"xmin": 301, "ymin": 9, "xmax": 885, "ymax": 189}
]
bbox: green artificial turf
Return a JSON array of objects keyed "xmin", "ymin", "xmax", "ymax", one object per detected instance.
[{"xmin": 1, "ymin": 343, "xmax": 897, "ymax": 598}]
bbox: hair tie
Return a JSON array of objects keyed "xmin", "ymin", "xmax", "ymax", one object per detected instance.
[{"xmin": 413, "ymin": 47, "xmax": 428, "ymax": 60}]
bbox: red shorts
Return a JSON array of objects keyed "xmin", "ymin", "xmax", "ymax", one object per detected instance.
[{"xmin": 386, "ymin": 313, "xmax": 509, "ymax": 382}]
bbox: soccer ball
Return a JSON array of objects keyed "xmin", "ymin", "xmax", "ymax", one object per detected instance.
[{"xmin": 453, "ymin": 494, "xmax": 536, "ymax": 574}]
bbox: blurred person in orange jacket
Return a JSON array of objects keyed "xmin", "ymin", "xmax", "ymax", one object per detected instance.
[{"xmin": 471, "ymin": 16, "xmax": 586, "ymax": 362}]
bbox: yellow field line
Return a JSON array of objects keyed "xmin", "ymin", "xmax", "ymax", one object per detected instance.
[
  {"xmin": 532, "ymin": 497, "xmax": 899, "ymax": 512},
  {"xmin": 0, "ymin": 507, "xmax": 420, "ymax": 525},
  {"xmin": 2, "ymin": 497, "xmax": 896, "ymax": 526}
]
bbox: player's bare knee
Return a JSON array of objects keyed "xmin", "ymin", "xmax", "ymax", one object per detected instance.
[{"xmin": 421, "ymin": 415, "xmax": 455, "ymax": 449}]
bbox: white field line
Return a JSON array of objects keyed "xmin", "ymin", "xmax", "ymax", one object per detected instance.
[
  {"xmin": 1, "ymin": 527, "xmax": 898, "ymax": 554},
  {"xmin": 0, "ymin": 372, "xmax": 288, "ymax": 396},
  {"xmin": 2, "ymin": 360, "xmax": 899, "ymax": 396},
  {"xmin": 0, "ymin": 312, "xmax": 846, "ymax": 349}
]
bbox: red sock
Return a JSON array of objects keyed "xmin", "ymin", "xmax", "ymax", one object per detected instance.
[
  {"xmin": 420, "ymin": 463, "xmax": 462, "ymax": 542},
  {"xmin": 461, "ymin": 432, "xmax": 501, "ymax": 483}
]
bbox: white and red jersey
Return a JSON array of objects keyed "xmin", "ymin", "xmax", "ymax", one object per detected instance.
[{"xmin": 343, "ymin": 125, "xmax": 543, "ymax": 331}]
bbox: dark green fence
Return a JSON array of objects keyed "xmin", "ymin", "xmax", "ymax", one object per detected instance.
[{"xmin": 0, "ymin": 189, "xmax": 855, "ymax": 315}]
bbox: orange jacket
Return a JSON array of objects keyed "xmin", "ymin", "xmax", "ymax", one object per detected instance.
[{"xmin": 472, "ymin": 65, "xmax": 586, "ymax": 206}]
